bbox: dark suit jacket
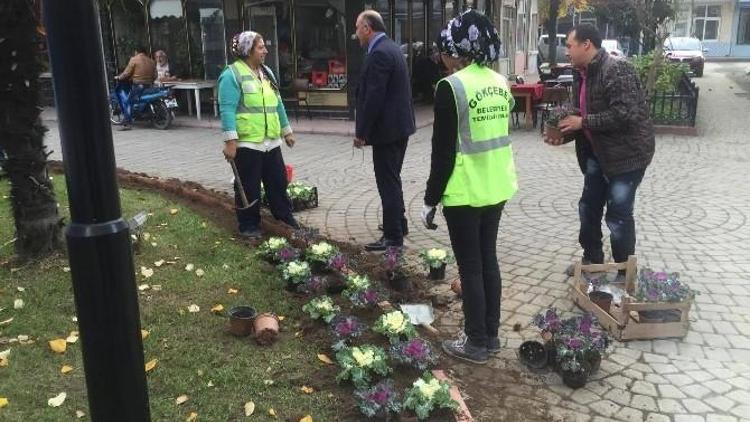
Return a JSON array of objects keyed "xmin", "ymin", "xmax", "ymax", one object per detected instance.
[{"xmin": 355, "ymin": 36, "xmax": 416, "ymax": 145}]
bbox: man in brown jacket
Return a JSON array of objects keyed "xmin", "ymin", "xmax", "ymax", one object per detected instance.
[
  {"xmin": 115, "ymin": 45, "xmax": 156, "ymax": 130},
  {"xmin": 545, "ymin": 24, "xmax": 655, "ymax": 277}
]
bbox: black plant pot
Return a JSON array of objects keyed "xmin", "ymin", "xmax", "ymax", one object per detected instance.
[
  {"xmin": 586, "ymin": 350, "xmax": 602, "ymax": 374},
  {"xmin": 589, "ymin": 291, "xmax": 613, "ymax": 312},
  {"xmin": 310, "ymin": 260, "xmax": 330, "ymax": 274},
  {"xmin": 519, "ymin": 341, "xmax": 548, "ymax": 370},
  {"xmin": 388, "ymin": 272, "xmax": 409, "ymax": 292},
  {"xmin": 562, "ymin": 369, "xmax": 589, "ymax": 389},
  {"xmin": 545, "ymin": 340, "xmax": 559, "ymax": 370},
  {"xmin": 428, "ymin": 264, "xmax": 446, "ymax": 281}
]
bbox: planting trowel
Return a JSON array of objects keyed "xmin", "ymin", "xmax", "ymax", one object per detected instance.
[{"xmin": 400, "ymin": 303, "xmax": 439, "ymax": 335}]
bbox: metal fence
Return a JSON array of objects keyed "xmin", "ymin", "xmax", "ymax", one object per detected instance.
[{"xmin": 648, "ymin": 74, "xmax": 699, "ymax": 127}]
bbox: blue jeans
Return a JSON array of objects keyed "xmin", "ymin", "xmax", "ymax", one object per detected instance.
[
  {"xmin": 120, "ymin": 83, "xmax": 149, "ymax": 124},
  {"xmin": 579, "ymin": 156, "xmax": 645, "ymax": 264}
]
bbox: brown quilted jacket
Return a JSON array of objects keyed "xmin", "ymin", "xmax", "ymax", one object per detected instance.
[{"xmin": 570, "ymin": 49, "xmax": 655, "ymax": 176}]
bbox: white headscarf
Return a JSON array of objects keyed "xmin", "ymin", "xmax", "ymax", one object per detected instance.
[{"xmin": 231, "ymin": 31, "xmax": 260, "ymax": 58}]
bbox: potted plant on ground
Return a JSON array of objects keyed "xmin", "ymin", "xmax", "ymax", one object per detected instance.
[
  {"xmin": 335, "ymin": 345, "xmax": 391, "ymax": 388},
  {"xmin": 287, "ymin": 182, "xmax": 318, "ymax": 211},
  {"xmin": 382, "ymin": 246, "xmax": 408, "ymax": 291},
  {"xmin": 349, "ymin": 288, "xmax": 383, "ymax": 310},
  {"xmin": 634, "ymin": 269, "xmax": 697, "ymax": 323},
  {"xmin": 343, "ymin": 273, "xmax": 371, "ymax": 297},
  {"xmin": 306, "ymin": 241, "xmax": 339, "ymax": 273},
  {"xmin": 588, "ymin": 276, "xmax": 613, "ymax": 313},
  {"xmin": 279, "ymin": 260, "xmax": 312, "ymax": 292},
  {"xmin": 532, "ymin": 307, "xmax": 563, "ymax": 366},
  {"xmin": 302, "ymin": 296, "xmax": 340, "ymax": 324},
  {"xmin": 518, "ymin": 340, "xmax": 548, "ymax": 370},
  {"xmin": 257, "ymin": 236, "xmax": 290, "ymax": 263},
  {"xmin": 403, "ymin": 372, "xmax": 459, "ymax": 420},
  {"xmin": 227, "ymin": 305, "xmax": 257, "ymax": 337},
  {"xmin": 354, "ymin": 379, "xmax": 402, "ymax": 419},
  {"xmin": 419, "ymin": 248, "xmax": 454, "ymax": 281},
  {"xmin": 327, "ymin": 252, "xmax": 348, "ymax": 272},
  {"xmin": 390, "ymin": 338, "xmax": 437, "ymax": 371},
  {"xmin": 373, "ymin": 310, "xmax": 418, "ymax": 345},
  {"xmin": 330, "ymin": 315, "xmax": 367, "ymax": 351},
  {"xmin": 543, "ymin": 105, "xmax": 576, "ymax": 144}
]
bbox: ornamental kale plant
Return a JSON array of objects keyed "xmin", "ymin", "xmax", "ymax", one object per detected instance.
[
  {"xmin": 354, "ymin": 379, "xmax": 402, "ymax": 418},
  {"xmin": 390, "ymin": 338, "xmax": 437, "ymax": 371},
  {"xmin": 335, "ymin": 345, "xmax": 391, "ymax": 388},
  {"xmin": 635, "ymin": 268, "xmax": 698, "ymax": 303},
  {"xmin": 403, "ymin": 372, "xmax": 458, "ymax": 420}
]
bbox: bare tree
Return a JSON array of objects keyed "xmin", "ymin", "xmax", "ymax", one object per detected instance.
[{"xmin": 0, "ymin": 0, "xmax": 63, "ymax": 260}]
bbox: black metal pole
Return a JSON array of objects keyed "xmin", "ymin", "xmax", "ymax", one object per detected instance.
[{"xmin": 42, "ymin": 1, "xmax": 151, "ymax": 421}]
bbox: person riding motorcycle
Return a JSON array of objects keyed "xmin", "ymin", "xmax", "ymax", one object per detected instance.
[{"xmin": 115, "ymin": 45, "xmax": 156, "ymax": 130}]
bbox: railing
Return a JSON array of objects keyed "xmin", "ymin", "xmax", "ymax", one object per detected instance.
[{"xmin": 648, "ymin": 73, "xmax": 699, "ymax": 127}]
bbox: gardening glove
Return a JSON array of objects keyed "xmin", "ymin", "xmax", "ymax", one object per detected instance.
[{"xmin": 421, "ymin": 204, "xmax": 437, "ymax": 230}]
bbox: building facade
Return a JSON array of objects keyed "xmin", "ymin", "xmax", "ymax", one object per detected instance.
[{"xmin": 671, "ymin": 0, "xmax": 750, "ymax": 59}]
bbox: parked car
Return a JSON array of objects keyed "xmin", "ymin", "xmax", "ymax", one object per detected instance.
[
  {"xmin": 663, "ymin": 37, "xmax": 707, "ymax": 77},
  {"xmin": 602, "ymin": 39, "xmax": 624, "ymax": 58},
  {"xmin": 537, "ymin": 34, "xmax": 570, "ymax": 76}
]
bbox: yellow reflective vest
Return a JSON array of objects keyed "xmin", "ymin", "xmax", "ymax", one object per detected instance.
[
  {"xmin": 227, "ymin": 60, "xmax": 281, "ymax": 142},
  {"xmin": 440, "ymin": 63, "xmax": 518, "ymax": 207}
]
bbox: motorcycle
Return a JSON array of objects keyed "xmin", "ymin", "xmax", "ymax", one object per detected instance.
[{"xmin": 109, "ymin": 79, "xmax": 177, "ymax": 130}]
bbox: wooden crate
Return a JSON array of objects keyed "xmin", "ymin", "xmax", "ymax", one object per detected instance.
[{"xmin": 569, "ymin": 256, "xmax": 692, "ymax": 341}]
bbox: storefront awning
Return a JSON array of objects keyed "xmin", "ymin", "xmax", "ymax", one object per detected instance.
[{"xmin": 150, "ymin": 0, "xmax": 183, "ymax": 19}]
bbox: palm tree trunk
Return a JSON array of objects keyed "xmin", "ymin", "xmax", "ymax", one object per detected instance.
[{"xmin": 0, "ymin": 0, "xmax": 63, "ymax": 260}]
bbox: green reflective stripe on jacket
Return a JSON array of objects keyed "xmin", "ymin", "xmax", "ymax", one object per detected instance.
[
  {"xmin": 229, "ymin": 60, "xmax": 281, "ymax": 142},
  {"xmin": 440, "ymin": 64, "xmax": 518, "ymax": 207}
]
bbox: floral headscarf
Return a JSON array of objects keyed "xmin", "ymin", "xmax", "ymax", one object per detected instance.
[
  {"xmin": 439, "ymin": 9, "xmax": 502, "ymax": 66},
  {"xmin": 231, "ymin": 31, "xmax": 260, "ymax": 58}
]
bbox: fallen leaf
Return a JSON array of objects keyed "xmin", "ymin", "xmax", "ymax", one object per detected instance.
[
  {"xmin": 0, "ymin": 397, "xmax": 8, "ymax": 408},
  {"xmin": 140, "ymin": 267, "xmax": 154, "ymax": 279},
  {"xmin": 301, "ymin": 386, "xmax": 314, "ymax": 394},
  {"xmin": 76, "ymin": 410, "xmax": 85, "ymax": 418},
  {"xmin": 188, "ymin": 304, "xmax": 200, "ymax": 313},
  {"xmin": 317, "ymin": 354, "xmax": 333, "ymax": 365},
  {"xmin": 145, "ymin": 359, "xmax": 158, "ymax": 372},
  {"xmin": 195, "ymin": 269, "xmax": 205, "ymax": 277},
  {"xmin": 207, "ymin": 381, "xmax": 214, "ymax": 388},
  {"xmin": 154, "ymin": 260, "xmax": 165, "ymax": 267},
  {"xmin": 47, "ymin": 392, "xmax": 67, "ymax": 407},
  {"xmin": 244, "ymin": 401, "xmax": 255, "ymax": 416},
  {"xmin": 170, "ymin": 208, "xmax": 179, "ymax": 215},
  {"xmin": 0, "ymin": 357, "xmax": 7, "ymax": 368},
  {"xmin": 210, "ymin": 304, "xmax": 224, "ymax": 314},
  {"xmin": 49, "ymin": 339, "xmax": 67, "ymax": 354},
  {"xmin": 152, "ymin": 285, "xmax": 162, "ymax": 291},
  {"xmin": 227, "ymin": 288, "xmax": 239, "ymax": 294},
  {"xmin": 175, "ymin": 395, "xmax": 188, "ymax": 405},
  {"xmin": 151, "ymin": 242, "xmax": 158, "ymax": 247},
  {"xmin": 138, "ymin": 284, "xmax": 151, "ymax": 291},
  {"xmin": 61, "ymin": 365, "xmax": 74, "ymax": 374},
  {"xmin": 0, "ymin": 317, "xmax": 13, "ymax": 326},
  {"xmin": 17, "ymin": 287, "xmax": 25, "ymax": 292},
  {"xmin": 277, "ymin": 316, "xmax": 285, "ymax": 322},
  {"xmin": 300, "ymin": 416, "xmax": 313, "ymax": 422},
  {"xmin": 17, "ymin": 335, "xmax": 29, "ymax": 342},
  {"xmin": 222, "ymin": 264, "xmax": 229, "ymax": 269},
  {"xmin": 63, "ymin": 267, "xmax": 71, "ymax": 273},
  {"xmin": 141, "ymin": 330, "xmax": 150, "ymax": 340},
  {"xmin": 143, "ymin": 233, "xmax": 151, "ymax": 241},
  {"xmin": 0, "ymin": 349, "xmax": 10, "ymax": 360},
  {"xmin": 294, "ymin": 331, "xmax": 303, "ymax": 338},
  {"xmin": 13, "ymin": 299, "xmax": 24, "ymax": 309},
  {"xmin": 268, "ymin": 408, "xmax": 276, "ymax": 417},
  {"xmin": 65, "ymin": 334, "xmax": 78, "ymax": 344},
  {"xmin": 186, "ymin": 411, "xmax": 198, "ymax": 421},
  {"xmin": 201, "ymin": 222, "xmax": 207, "ymax": 228},
  {"xmin": 185, "ymin": 264, "xmax": 195, "ymax": 272}
]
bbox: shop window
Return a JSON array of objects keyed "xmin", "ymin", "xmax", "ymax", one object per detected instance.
[
  {"xmin": 150, "ymin": 0, "xmax": 189, "ymax": 78},
  {"xmin": 693, "ymin": 5, "xmax": 721, "ymax": 41},
  {"xmin": 186, "ymin": 0, "xmax": 226, "ymax": 79},
  {"xmin": 295, "ymin": 1, "xmax": 347, "ymax": 90},
  {"xmin": 738, "ymin": 8, "xmax": 750, "ymax": 45}
]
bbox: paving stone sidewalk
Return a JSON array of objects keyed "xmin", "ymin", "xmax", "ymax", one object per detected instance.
[{"xmin": 43, "ymin": 63, "xmax": 750, "ymax": 421}]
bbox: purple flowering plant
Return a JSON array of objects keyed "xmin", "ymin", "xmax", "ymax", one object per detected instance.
[
  {"xmin": 390, "ymin": 338, "xmax": 438, "ymax": 371},
  {"xmin": 327, "ymin": 253, "xmax": 348, "ymax": 272},
  {"xmin": 275, "ymin": 246, "xmax": 299, "ymax": 263},
  {"xmin": 349, "ymin": 288, "xmax": 382, "ymax": 309},
  {"xmin": 382, "ymin": 246, "xmax": 406, "ymax": 280},
  {"xmin": 330, "ymin": 315, "xmax": 367, "ymax": 351},
  {"xmin": 534, "ymin": 308, "xmax": 611, "ymax": 373},
  {"xmin": 635, "ymin": 268, "xmax": 697, "ymax": 303},
  {"xmin": 354, "ymin": 379, "xmax": 402, "ymax": 418},
  {"xmin": 532, "ymin": 307, "xmax": 563, "ymax": 337},
  {"xmin": 304, "ymin": 275, "xmax": 327, "ymax": 294}
]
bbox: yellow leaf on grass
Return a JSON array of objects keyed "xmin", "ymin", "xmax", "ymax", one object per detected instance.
[
  {"xmin": 227, "ymin": 288, "xmax": 239, "ymax": 294},
  {"xmin": 61, "ymin": 365, "xmax": 74, "ymax": 374},
  {"xmin": 175, "ymin": 395, "xmax": 188, "ymax": 405},
  {"xmin": 210, "ymin": 304, "xmax": 224, "ymax": 314},
  {"xmin": 0, "ymin": 397, "xmax": 8, "ymax": 408},
  {"xmin": 17, "ymin": 287, "xmax": 25, "ymax": 292},
  {"xmin": 277, "ymin": 316, "xmax": 285, "ymax": 321},
  {"xmin": 13, "ymin": 299, "xmax": 24, "ymax": 309},
  {"xmin": 0, "ymin": 317, "xmax": 13, "ymax": 326},
  {"xmin": 49, "ymin": 339, "xmax": 67, "ymax": 354},
  {"xmin": 317, "ymin": 354, "xmax": 333, "ymax": 365},
  {"xmin": 138, "ymin": 284, "xmax": 151, "ymax": 291},
  {"xmin": 145, "ymin": 359, "xmax": 158, "ymax": 372},
  {"xmin": 195, "ymin": 269, "xmax": 205, "ymax": 277},
  {"xmin": 170, "ymin": 208, "xmax": 179, "ymax": 215},
  {"xmin": 140, "ymin": 267, "xmax": 154, "ymax": 279},
  {"xmin": 244, "ymin": 401, "xmax": 255, "ymax": 416},
  {"xmin": 141, "ymin": 330, "xmax": 150, "ymax": 340},
  {"xmin": 185, "ymin": 264, "xmax": 195, "ymax": 272},
  {"xmin": 47, "ymin": 392, "xmax": 67, "ymax": 407},
  {"xmin": 66, "ymin": 333, "xmax": 79, "ymax": 344},
  {"xmin": 152, "ymin": 285, "xmax": 162, "ymax": 291},
  {"xmin": 188, "ymin": 304, "xmax": 200, "ymax": 313},
  {"xmin": 0, "ymin": 357, "xmax": 8, "ymax": 367},
  {"xmin": 300, "ymin": 416, "xmax": 313, "ymax": 422},
  {"xmin": 154, "ymin": 260, "xmax": 165, "ymax": 267},
  {"xmin": 268, "ymin": 408, "xmax": 276, "ymax": 417},
  {"xmin": 186, "ymin": 411, "xmax": 198, "ymax": 421},
  {"xmin": 301, "ymin": 386, "xmax": 314, "ymax": 394},
  {"xmin": 76, "ymin": 410, "xmax": 85, "ymax": 418}
]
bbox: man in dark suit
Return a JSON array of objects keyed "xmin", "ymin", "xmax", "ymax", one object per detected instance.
[{"xmin": 354, "ymin": 10, "xmax": 416, "ymax": 251}]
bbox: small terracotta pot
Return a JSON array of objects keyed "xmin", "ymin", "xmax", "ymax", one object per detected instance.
[
  {"xmin": 589, "ymin": 291, "xmax": 613, "ymax": 313},
  {"xmin": 228, "ymin": 306, "xmax": 257, "ymax": 337},
  {"xmin": 428, "ymin": 264, "xmax": 447, "ymax": 281},
  {"xmin": 254, "ymin": 313, "xmax": 280, "ymax": 345},
  {"xmin": 545, "ymin": 123, "xmax": 563, "ymax": 142}
]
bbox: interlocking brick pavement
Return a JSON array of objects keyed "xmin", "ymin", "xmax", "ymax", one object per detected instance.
[{"xmin": 43, "ymin": 63, "xmax": 750, "ymax": 421}]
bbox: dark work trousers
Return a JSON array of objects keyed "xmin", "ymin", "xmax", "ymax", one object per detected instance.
[
  {"xmin": 443, "ymin": 202, "xmax": 505, "ymax": 348},
  {"xmin": 372, "ymin": 137, "xmax": 408, "ymax": 244},
  {"xmin": 578, "ymin": 155, "xmax": 646, "ymax": 264},
  {"xmin": 233, "ymin": 146, "xmax": 294, "ymax": 232}
]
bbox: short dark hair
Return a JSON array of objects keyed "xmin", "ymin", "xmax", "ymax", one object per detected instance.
[
  {"xmin": 135, "ymin": 45, "xmax": 148, "ymax": 54},
  {"xmin": 569, "ymin": 24, "xmax": 602, "ymax": 49},
  {"xmin": 361, "ymin": 10, "xmax": 387, "ymax": 33}
]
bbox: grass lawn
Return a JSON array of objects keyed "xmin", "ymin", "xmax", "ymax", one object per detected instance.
[{"xmin": 0, "ymin": 176, "xmax": 345, "ymax": 421}]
